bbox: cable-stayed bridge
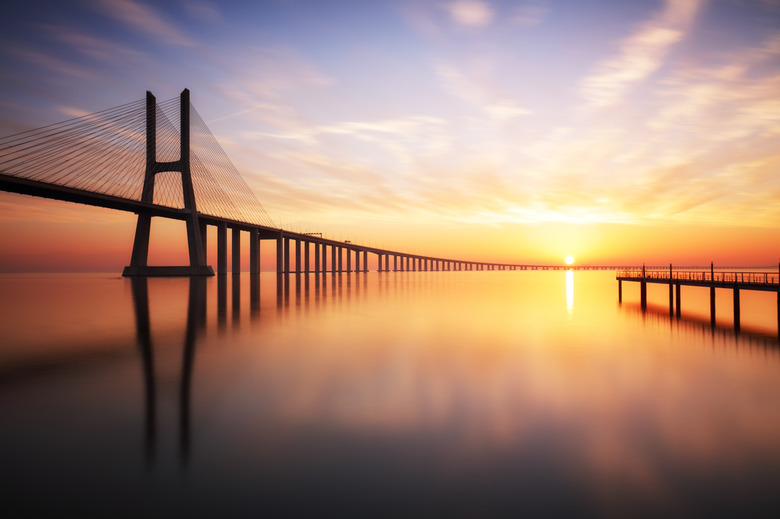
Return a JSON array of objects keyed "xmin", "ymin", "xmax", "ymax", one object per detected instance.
[
  {"xmin": 0, "ymin": 89, "xmax": 756, "ymax": 276},
  {"xmin": 0, "ymin": 89, "xmax": 550, "ymax": 275}
]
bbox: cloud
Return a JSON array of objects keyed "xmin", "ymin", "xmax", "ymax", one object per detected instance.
[
  {"xmin": 94, "ymin": 0, "xmax": 195, "ymax": 46},
  {"xmin": 435, "ymin": 63, "xmax": 532, "ymax": 121},
  {"xmin": 580, "ymin": 0, "xmax": 705, "ymax": 109},
  {"xmin": 510, "ymin": 1, "xmax": 549, "ymax": 28},
  {"xmin": 182, "ymin": 0, "xmax": 221, "ymax": 22},
  {"xmin": 442, "ymin": 0, "xmax": 494, "ymax": 28}
]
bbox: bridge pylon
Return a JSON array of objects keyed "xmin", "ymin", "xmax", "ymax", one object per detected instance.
[{"xmin": 123, "ymin": 89, "xmax": 214, "ymax": 277}]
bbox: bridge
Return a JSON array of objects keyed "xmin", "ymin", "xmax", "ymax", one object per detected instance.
[{"xmin": 0, "ymin": 88, "xmax": 603, "ymax": 276}]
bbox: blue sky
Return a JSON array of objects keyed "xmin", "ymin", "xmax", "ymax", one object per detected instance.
[{"xmin": 1, "ymin": 0, "xmax": 779, "ymax": 264}]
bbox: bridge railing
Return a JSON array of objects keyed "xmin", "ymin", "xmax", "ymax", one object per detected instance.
[{"xmin": 617, "ymin": 270, "xmax": 780, "ymax": 285}]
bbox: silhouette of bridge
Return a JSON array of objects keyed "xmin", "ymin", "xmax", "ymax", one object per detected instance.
[
  {"xmin": 0, "ymin": 89, "xmax": 580, "ymax": 275},
  {"xmin": 0, "ymin": 89, "xmax": 771, "ymax": 277}
]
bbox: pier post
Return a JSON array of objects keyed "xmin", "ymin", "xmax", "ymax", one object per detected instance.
[
  {"xmin": 218, "ymin": 223, "xmax": 227, "ymax": 275},
  {"xmin": 347, "ymin": 248, "xmax": 352, "ymax": 273},
  {"xmin": 385, "ymin": 255, "xmax": 390, "ymax": 272},
  {"xmin": 733, "ymin": 287, "xmax": 741, "ymax": 332},
  {"xmin": 394, "ymin": 255, "xmax": 398, "ymax": 272},
  {"xmin": 314, "ymin": 242, "xmax": 320, "ymax": 273},
  {"xmin": 355, "ymin": 249, "xmax": 360, "ymax": 272},
  {"xmin": 363, "ymin": 251, "xmax": 368, "ymax": 272},
  {"xmin": 669, "ymin": 264, "xmax": 674, "ymax": 315},
  {"xmin": 675, "ymin": 283, "xmax": 681, "ymax": 319},
  {"xmin": 232, "ymin": 227, "xmax": 240, "ymax": 274},
  {"xmin": 304, "ymin": 241, "xmax": 310, "ymax": 273},
  {"xmin": 710, "ymin": 287, "xmax": 716, "ymax": 328},
  {"xmin": 331, "ymin": 246, "xmax": 336, "ymax": 273},
  {"xmin": 250, "ymin": 229, "xmax": 259, "ymax": 274},
  {"xmin": 618, "ymin": 279, "xmax": 622, "ymax": 303},
  {"xmin": 338, "ymin": 247, "xmax": 343, "ymax": 272}
]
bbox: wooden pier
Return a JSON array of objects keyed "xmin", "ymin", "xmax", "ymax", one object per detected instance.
[{"xmin": 616, "ymin": 264, "xmax": 780, "ymax": 334}]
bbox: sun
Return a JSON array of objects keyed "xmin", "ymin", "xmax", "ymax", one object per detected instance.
[{"xmin": 565, "ymin": 255, "xmax": 575, "ymax": 265}]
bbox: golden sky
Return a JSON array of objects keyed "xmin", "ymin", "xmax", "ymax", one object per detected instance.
[{"xmin": 1, "ymin": 0, "xmax": 779, "ymax": 270}]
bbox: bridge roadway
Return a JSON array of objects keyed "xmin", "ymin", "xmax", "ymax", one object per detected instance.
[{"xmin": 1, "ymin": 171, "xmax": 638, "ymax": 274}]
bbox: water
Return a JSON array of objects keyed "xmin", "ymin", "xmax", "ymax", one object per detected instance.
[{"xmin": 1, "ymin": 271, "xmax": 779, "ymax": 518}]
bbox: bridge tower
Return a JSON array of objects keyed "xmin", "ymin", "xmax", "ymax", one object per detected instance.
[{"xmin": 123, "ymin": 89, "xmax": 214, "ymax": 277}]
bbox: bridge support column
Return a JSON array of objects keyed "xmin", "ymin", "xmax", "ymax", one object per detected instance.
[
  {"xmin": 355, "ymin": 250, "xmax": 360, "ymax": 272},
  {"xmin": 733, "ymin": 288, "xmax": 741, "ymax": 332},
  {"xmin": 347, "ymin": 248, "xmax": 352, "ymax": 273},
  {"xmin": 338, "ymin": 247, "xmax": 343, "ymax": 272},
  {"xmin": 250, "ymin": 229, "xmax": 259, "ymax": 274},
  {"xmin": 640, "ymin": 281, "xmax": 647, "ymax": 312},
  {"xmin": 218, "ymin": 223, "xmax": 228, "ymax": 275},
  {"xmin": 304, "ymin": 242, "xmax": 310, "ymax": 273},
  {"xmin": 331, "ymin": 246, "xmax": 336, "ymax": 273},
  {"xmin": 363, "ymin": 251, "xmax": 368, "ymax": 272},
  {"xmin": 284, "ymin": 237, "xmax": 290, "ymax": 274},
  {"xmin": 618, "ymin": 279, "xmax": 622, "ymax": 303},
  {"xmin": 295, "ymin": 240, "xmax": 301, "ymax": 274},
  {"xmin": 314, "ymin": 242, "xmax": 320, "ymax": 274},
  {"xmin": 384, "ymin": 255, "xmax": 390, "ymax": 272},
  {"xmin": 276, "ymin": 234, "xmax": 283, "ymax": 275},
  {"xmin": 232, "ymin": 228, "xmax": 241, "ymax": 274},
  {"xmin": 123, "ymin": 90, "xmax": 213, "ymax": 277}
]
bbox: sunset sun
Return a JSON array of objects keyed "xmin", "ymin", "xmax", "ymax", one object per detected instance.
[{"xmin": 565, "ymin": 256, "xmax": 575, "ymax": 265}]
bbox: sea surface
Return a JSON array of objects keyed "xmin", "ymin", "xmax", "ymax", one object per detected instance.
[{"xmin": 1, "ymin": 270, "xmax": 779, "ymax": 518}]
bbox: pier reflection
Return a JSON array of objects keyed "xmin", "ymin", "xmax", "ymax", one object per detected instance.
[
  {"xmin": 622, "ymin": 301, "xmax": 780, "ymax": 351},
  {"xmin": 130, "ymin": 277, "xmax": 207, "ymax": 471}
]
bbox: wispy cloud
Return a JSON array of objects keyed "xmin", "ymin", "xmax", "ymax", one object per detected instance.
[
  {"xmin": 442, "ymin": 0, "xmax": 495, "ymax": 28},
  {"xmin": 435, "ymin": 62, "xmax": 532, "ymax": 121},
  {"xmin": 580, "ymin": 0, "xmax": 705, "ymax": 109},
  {"xmin": 93, "ymin": 0, "xmax": 195, "ymax": 46}
]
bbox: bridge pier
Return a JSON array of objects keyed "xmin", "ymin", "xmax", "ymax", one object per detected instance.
[
  {"xmin": 284, "ymin": 237, "xmax": 291, "ymax": 274},
  {"xmin": 314, "ymin": 242, "xmax": 320, "ymax": 274},
  {"xmin": 218, "ymin": 224, "xmax": 227, "ymax": 275},
  {"xmin": 123, "ymin": 90, "xmax": 213, "ymax": 277},
  {"xmin": 250, "ymin": 229, "xmax": 259, "ymax": 274},
  {"xmin": 733, "ymin": 287, "xmax": 741, "ymax": 332},
  {"xmin": 347, "ymin": 248, "xmax": 352, "ymax": 273},
  {"xmin": 232, "ymin": 228, "xmax": 240, "ymax": 274},
  {"xmin": 305, "ymin": 241, "xmax": 310, "ymax": 273}
]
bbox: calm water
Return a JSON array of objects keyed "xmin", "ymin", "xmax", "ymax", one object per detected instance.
[{"xmin": 1, "ymin": 271, "xmax": 779, "ymax": 518}]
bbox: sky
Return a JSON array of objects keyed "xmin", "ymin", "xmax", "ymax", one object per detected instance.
[{"xmin": 1, "ymin": 0, "xmax": 779, "ymax": 270}]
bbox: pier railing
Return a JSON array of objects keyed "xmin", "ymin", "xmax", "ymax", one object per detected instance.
[{"xmin": 617, "ymin": 270, "xmax": 780, "ymax": 286}]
